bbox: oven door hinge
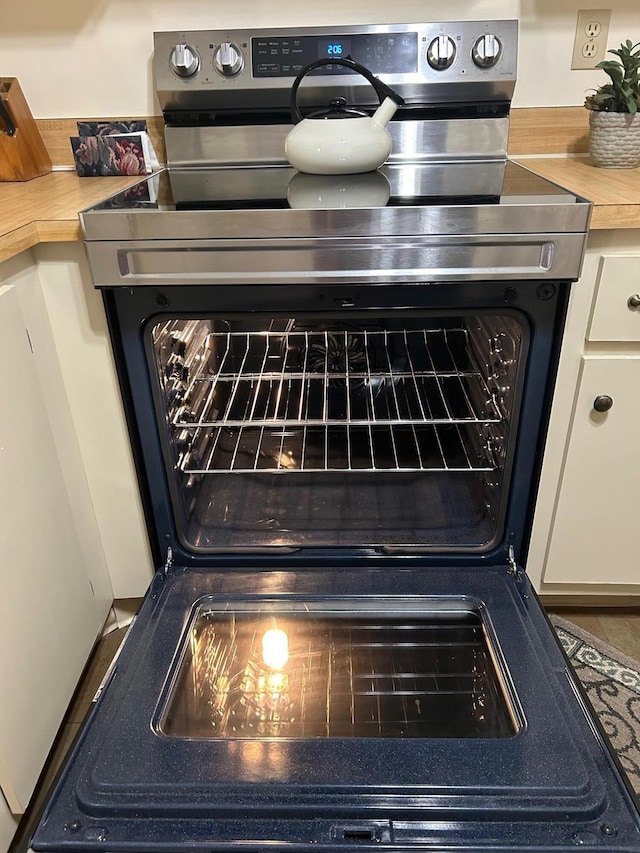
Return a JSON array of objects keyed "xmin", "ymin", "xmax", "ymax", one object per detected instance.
[
  {"xmin": 506, "ymin": 545, "xmax": 523, "ymax": 583},
  {"xmin": 162, "ymin": 546, "xmax": 174, "ymax": 579}
]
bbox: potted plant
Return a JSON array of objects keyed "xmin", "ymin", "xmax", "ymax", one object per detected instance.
[{"xmin": 585, "ymin": 39, "xmax": 640, "ymax": 168}]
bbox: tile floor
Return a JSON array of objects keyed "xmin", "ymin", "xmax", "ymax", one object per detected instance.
[{"xmin": 9, "ymin": 608, "xmax": 640, "ymax": 852}]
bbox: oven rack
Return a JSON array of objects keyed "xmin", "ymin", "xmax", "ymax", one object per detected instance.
[
  {"xmin": 166, "ymin": 328, "xmax": 502, "ymax": 475},
  {"xmin": 169, "ymin": 328, "xmax": 502, "ymax": 429},
  {"xmin": 176, "ymin": 422, "xmax": 496, "ymax": 474},
  {"xmin": 161, "ymin": 326, "xmax": 505, "ymax": 474}
]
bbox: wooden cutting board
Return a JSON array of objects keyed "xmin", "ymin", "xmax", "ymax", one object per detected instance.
[{"xmin": 0, "ymin": 78, "xmax": 52, "ymax": 181}]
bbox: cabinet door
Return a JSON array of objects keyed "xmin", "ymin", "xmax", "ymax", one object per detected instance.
[
  {"xmin": 543, "ymin": 356, "xmax": 640, "ymax": 585},
  {"xmin": 0, "ymin": 285, "xmax": 102, "ymax": 814},
  {"xmin": 36, "ymin": 243, "xmax": 152, "ymax": 598}
]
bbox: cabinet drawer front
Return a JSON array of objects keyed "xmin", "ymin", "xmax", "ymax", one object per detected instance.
[
  {"xmin": 543, "ymin": 356, "xmax": 640, "ymax": 585},
  {"xmin": 589, "ymin": 255, "xmax": 640, "ymax": 342}
]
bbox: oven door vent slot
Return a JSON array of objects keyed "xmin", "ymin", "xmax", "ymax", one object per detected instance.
[
  {"xmin": 332, "ymin": 823, "xmax": 391, "ymax": 843},
  {"xmin": 343, "ymin": 829, "xmax": 374, "ymax": 842}
]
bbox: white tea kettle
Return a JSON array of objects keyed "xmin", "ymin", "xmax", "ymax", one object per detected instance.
[{"xmin": 285, "ymin": 57, "xmax": 405, "ymax": 176}]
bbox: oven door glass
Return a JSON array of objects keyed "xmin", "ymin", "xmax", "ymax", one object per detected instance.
[
  {"xmin": 148, "ymin": 312, "xmax": 526, "ymax": 553},
  {"xmin": 157, "ymin": 599, "xmax": 518, "ymax": 739}
]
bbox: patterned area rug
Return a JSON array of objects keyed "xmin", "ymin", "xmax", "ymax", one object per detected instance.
[{"xmin": 550, "ymin": 614, "xmax": 640, "ymax": 794}]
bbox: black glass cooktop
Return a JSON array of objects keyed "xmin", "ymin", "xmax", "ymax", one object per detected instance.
[{"xmin": 89, "ymin": 160, "xmax": 583, "ymax": 213}]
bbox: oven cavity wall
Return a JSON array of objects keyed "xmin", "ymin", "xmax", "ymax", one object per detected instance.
[{"xmin": 145, "ymin": 310, "xmax": 525, "ymax": 556}]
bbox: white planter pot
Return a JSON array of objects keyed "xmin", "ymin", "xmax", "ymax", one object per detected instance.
[{"xmin": 589, "ymin": 110, "xmax": 640, "ymax": 168}]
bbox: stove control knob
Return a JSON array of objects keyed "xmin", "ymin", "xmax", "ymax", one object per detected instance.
[
  {"xmin": 472, "ymin": 34, "xmax": 502, "ymax": 68},
  {"xmin": 213, "ymin": 42, "xmax": 244, "ymax": 77},
  {"xmin": 169, "ymin": 43, "xmax": 200, "ymax": 78},
  {"xmin": 427, "ymin": 36, "xmax": 456, "ymax": 70}
]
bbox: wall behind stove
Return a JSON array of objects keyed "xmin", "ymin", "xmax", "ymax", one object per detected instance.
[{"xmin": 1, "ymin": 0, "xmax": 639, "ymax": 116}]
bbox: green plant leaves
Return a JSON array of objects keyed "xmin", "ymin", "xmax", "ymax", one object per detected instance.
[{"xmin": 587, "ymin": 40, "xmax": 640, "ymax": 113}]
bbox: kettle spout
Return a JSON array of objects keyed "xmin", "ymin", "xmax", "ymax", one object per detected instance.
[{"xmin": 372, "ymin": 96, "xmax": 400, "ymax": 128}]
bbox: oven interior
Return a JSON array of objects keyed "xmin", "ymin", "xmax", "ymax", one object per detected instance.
[
  {"xmin": 157, "ymin": 600, "xmax": 518, "ymax": 740},
  {"xmin": 150, "ymin": 312, "xmax": 526, "ymax": 552}
]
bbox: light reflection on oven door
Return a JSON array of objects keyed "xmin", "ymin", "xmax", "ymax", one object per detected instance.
[{"xmin": 159, "ymin": 604, "xmax": 518, "ymax": 740}]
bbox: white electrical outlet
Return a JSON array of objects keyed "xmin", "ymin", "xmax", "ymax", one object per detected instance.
[{"xmin": 571, "ymin": 9, "xmax": 611, "ymax": 70}]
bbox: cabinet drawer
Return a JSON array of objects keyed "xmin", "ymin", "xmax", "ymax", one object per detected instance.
[{"xmin": 589, "ymin": 255, "xmax": 640, "ymax": 342}]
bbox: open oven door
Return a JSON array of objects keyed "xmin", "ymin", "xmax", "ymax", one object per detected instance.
[
  {"xmin": 32, "ymin": 561, "xmax": 640, "ymax": 853},
  {"xmin": 32, "ymin": 281, "xmax": 640, "ymax": 851}
]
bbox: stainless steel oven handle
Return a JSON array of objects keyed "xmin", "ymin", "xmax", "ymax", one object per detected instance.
[{"xmin": 85, "ymin": 234, "xmax": 588, "ymax": 288}]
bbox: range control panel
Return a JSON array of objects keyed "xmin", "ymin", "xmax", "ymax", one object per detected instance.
[
  {"xmin": 252, "ymin": 32, "xmax": 418, "ymax": 78},
  {"xmin": 154, "ymin": 21, "xmax": 518, "ymax": 112}
]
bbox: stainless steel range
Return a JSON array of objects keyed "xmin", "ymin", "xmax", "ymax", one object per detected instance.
[{"xmin": 32, "ymin": 20, "xmax": 640, "ymax": 853}]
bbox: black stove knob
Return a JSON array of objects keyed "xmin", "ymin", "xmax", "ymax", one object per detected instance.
[
  {"xmin": 472, "ymin": 34, "xmax": 502, "ymax": 68},
  {"xmin": 213, "ymin": 42, "xmax": 244, "ymax": 77},
  {"xmin": 427, "ymin": 36, "xmax": 456, "ymax": 70},
  {"xmin": 169, "ymin": 43, "xmax": 200, "ymax": 79}
]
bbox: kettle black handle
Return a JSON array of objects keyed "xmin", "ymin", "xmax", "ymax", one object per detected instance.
[
  {"xmin": 290, "ymin": 57, "xmax": 405, "ymax": 124},
  {"xmin": 0, "ymin": 98, "xmax": 16, "ymax": 136}
]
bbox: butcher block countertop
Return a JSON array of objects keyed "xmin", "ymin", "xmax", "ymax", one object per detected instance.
[
  {"xmin": 514, "ymin": 157, "xmax": 640, "ymax": 230},
  {"xmin": 1, "ymin": 157, "xmax": 640, "ymax": 265},
  {"xmin": 0, "ymin": 172, "xmax": 139, "ymax": 264}
]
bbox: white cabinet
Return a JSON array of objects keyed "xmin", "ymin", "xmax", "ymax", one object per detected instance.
[
  {"xmin": 34, "ymin": 243, "xmax": 153, "ymax": 599},
  {"xmin": 0, "ymin": 794, "xmax": 17, "ymax": 853},
  {"xmin": 0, "ymin": 253, "xmax": 113, "ymax": 837},
  {"xmin": 543, "ymin": 356, "xmax": 640, "ymax": 585},
  {"xmin": 528, "ymin": 234, "xmax": 640, "ymax": 596}
]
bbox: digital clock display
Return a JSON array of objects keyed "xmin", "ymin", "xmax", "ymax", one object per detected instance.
[
  {"xmin": 318, "ymin": 38, "xmax": 351, "ymax": 60},
  {"xmin": 252, "ymin": 32, "xmax": 417, "ymax": 77}
]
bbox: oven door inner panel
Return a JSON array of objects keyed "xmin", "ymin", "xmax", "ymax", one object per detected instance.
[
  {"xmin": 157, "ymin": 601, "xmax": 518, "ymax": 740},
  {"xmin": 34, "ymin": 566, "xmax": 637, "ymax": 847},
  {"xmin": 149, "ymin": 312, "xmax": 526, "ymax": 553}
]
